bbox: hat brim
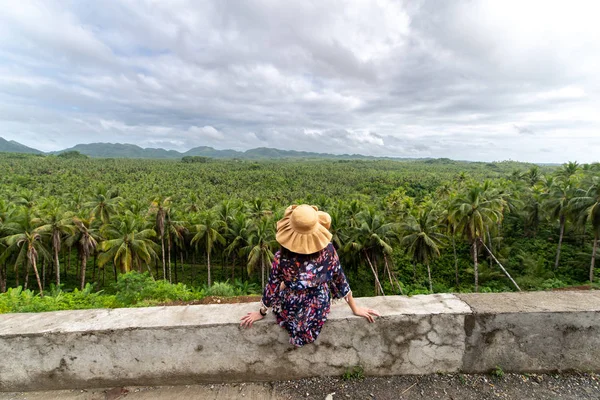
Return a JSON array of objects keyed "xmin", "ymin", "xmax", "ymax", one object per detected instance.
[{"xmin": 276, "ymin": 217, "xmax": 332, "ymax": 254}]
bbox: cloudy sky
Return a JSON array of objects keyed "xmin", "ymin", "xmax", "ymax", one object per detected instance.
[{"xmin": 1, "ymin": 0, "xmax": 599, "ymax": 163}]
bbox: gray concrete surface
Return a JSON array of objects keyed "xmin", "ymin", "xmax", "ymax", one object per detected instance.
[
  {"xmin": 457, "ymin": 291, "xmax": 600, "ymax": 373},
  {"xmin": 0, "ymin": 292, "xmax": 599, "ymax": 392}
]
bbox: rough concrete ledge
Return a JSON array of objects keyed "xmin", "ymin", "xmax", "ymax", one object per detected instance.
[{"xmin": 0, "ymin": 292, "xmax": 599, "ymax": 391}]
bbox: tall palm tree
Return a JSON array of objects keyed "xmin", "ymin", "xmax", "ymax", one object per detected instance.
[
  {"xmin": 224, "ymin": 212, "xmax": 252, "ymax": 279},
  {"xmin": 544, "ymin": 179, "xmax": 575, "ymax": 270},
  {"xmin": 243, "ymin": 217, "xmax": 276, "ymax": 288},
  {"xmin": 451, "ymin": 183, "xmax": 504, "ymax": 292},
  {"xmin": 345, "ymin": 207, "xmax": 398, "ymax": 295},
  {"xmin": 69, "ymin": 217, "xmax": 100, "ymax": 289},
  {"xmin": 164, "ymin": 210, "xmax": 187, "ymax": 283},
  {"xmin": 35, "ymin": 199, "xmax": 75, "ymax": 286},
  {"xmin": 571, "ymin": 177, "xmax": 600, "ymax": 283},
  {"xmin": 401, "ymin": 205, "xmax": 446, "ymax": 292},
  {"xmin": 4, "ymin": 231, "xmax": 49, "ymax": 295},
  {"xmin": 98, "ymin": 212, "xmax": 158, "ymax": 274},
  {"xmin": 149, "ymin": 196, "xmax": 171, "ymax": 280},
  {"xmin": 191, "ymin": 210, "xmax": 225, "ymax": 287}
]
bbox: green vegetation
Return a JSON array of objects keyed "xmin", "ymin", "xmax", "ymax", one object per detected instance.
[
  {"xmin": 0, "ymin": 153, "xmax": 599, "ymax": 313},
  {"xmin": 342, "ymin": 365, "xmax": 365, "ymax": 381}
]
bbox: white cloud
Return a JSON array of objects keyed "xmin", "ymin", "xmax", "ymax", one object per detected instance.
[{"xmin": 0, "ymin": 0, "xmax": 599, "ymax": 163}]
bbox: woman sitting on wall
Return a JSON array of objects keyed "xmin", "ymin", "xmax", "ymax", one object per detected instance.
[{"xmin": 240, "ymin": 204, "xmax": 380, "ymax": 347}]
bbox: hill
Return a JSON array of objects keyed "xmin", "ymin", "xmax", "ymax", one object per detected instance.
[
  {"xmin": 58, "ymin": 143, "xmax": 182, "ymax": 159},
  {"xmin": 0, "ymin": 137, "xmax": 43, "ymax": 154},
  {"xmin": 1, "ymin": 138, "xmax": 411, "ymax": 161}
]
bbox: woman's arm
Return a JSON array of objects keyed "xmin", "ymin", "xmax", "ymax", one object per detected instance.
[{"xmin": 344, "ymin": 291, "xmax": 380, "ymax": 323}]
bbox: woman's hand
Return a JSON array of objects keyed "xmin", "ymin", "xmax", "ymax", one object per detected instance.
[
  {"xmin": 240, "ymin": 311, "xmax": 264, "ymax": 328},
  {"xmin": 353, "ymin": 306, "xmax": 380, "ymax": 323}
]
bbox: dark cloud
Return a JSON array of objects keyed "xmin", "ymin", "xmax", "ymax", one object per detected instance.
[{"xmin": 0, "ymin": 0, "xmax": 598, "ymax": 163}]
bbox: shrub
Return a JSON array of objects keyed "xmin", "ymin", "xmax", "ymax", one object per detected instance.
[{"xmin": 204, "ymin": 281, "xmax": 236, "ymax": 297}]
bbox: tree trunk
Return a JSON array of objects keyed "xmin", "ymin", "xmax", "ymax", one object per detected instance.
[
  {"xmin": 427, "ymin": 262, "xmax": 433, "ymax": 293},
  {"xmin": 452, "ymin": 236, "xmax": 459, "ymax": 287},
  {"xmin": 54, "ymin": 246, "xmax": 60, "ymax": 287},
  {"xmin": 76, "ymin": 250, "xmax": 81, "ymax": 281},
  {"xmin": 207, "ymin": 250, "xmax": 212, "ymax": 287},
  {"xmin": 67, "ymin": 247, "xmax": 72, "ymax": 282},
  {"xmin": 14, "ymin": 261, "xmax": 19, "ymax": 287},
  {"xmin": 173, "ymin": 244, "xmax": 178, "ymax": 284},
  {"xmin": 364, "ymin": 251, "xmax": 385, "ymax": 296},
  {"xmin": 590, "ymin": 234, "xmax": 598, "ymax": 284},
  {"xmin": 384, "ymin": 255, "xmax": 403, "ymax": 295},
  {"xmin": 167, "ymin": 235, "xmax": 172, "ymax": 283},
  {"xmin": 191, "ymin": 252, "xmax": 196, "ymax": 286},
  {"xmin": 24, "ymin": 262, "xmax": 30, "ymax": 289},
  {"xmin": 479, "ymin": 239, "xmax": 521, "ymax": 291},
  {"xmin": 31, "ymin": 258, "xmax": 43, "ymax": 296},
  {"xmin": 80, "ymin": 255, "xmax": 87, "ymax": 290},
  {"xmin": 555, "ymin": 215, "xmax": 565, "ymax": 270},
  {"xmin": 113, "ymin": 262, "xmax": 118, "ymax": 283},
  {"xmin": 42, "ymin": 259, "xmax": 45, "ymax": 290},
  {"xmin": 261, "ymin": 257, "xmax": 266, "ymax": 289},
  {"xmin": 0, "ymin": 263, "xmax": 6, "ymax": 292},
  {"xmin": 161, "ymin": 233, "xmax": 166, "ymax": 280},
  {"xmin": 92, "ymin": 251, "xmax": 97, "ymax": 282},
  {"xmin": 473, "ymin": 239, "xmax": 479, "ymax": 293},
  {"xmin": 180, "ymin": 251, "xmax": 184, "ymax": 278}
]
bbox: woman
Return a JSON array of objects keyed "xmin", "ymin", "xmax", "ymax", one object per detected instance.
[{"xmin": 240, "ymin": 204, "xmax": 380, "ymax": 347}]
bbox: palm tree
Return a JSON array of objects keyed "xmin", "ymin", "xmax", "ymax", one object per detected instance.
[
  {"xmin": 401, "ymin": 205, "xmax": 446, "ymax": 292},
  {"xmin": 345, "ymin": 207, "xmax": 399, "ymax": 295},
  {"xmin": 570, "ymin": 177, "xmax": 600, "ymax": 283},
  {"xmin": 224, "ymin": 212, "xmax": 252, "ymax": 279},
  {"xmin": 69, "ymin": 217, "xmax": 99, "ymax": 289},
  {"xmin": 544, "ymin": 179, "xmax": 575, "ymax": 270},
  {"xmin": 191, "ymin": 210, "xmax": 225, "ymax": 287},
  {"xmin": 149, "ymin": 196, "xmax": 171, "ymax": 280},
  {"xmin": 451, "ymin": 183, "xmax": 504, "ymax": 292},
  {"xmin": 85, "ymin": 187, "xmax": 121, "ymax": 225},
  {"xmin": 4, "ymin": 231, "xmax": 49, "ymax": 295},
  {"xmin": 243, "ymin": 217, "xmax": 276, "ymax": 288},
  {"xmin": 556, "ymin": 161, "xmax": 581, "ymax": 182},
  {"xmin": 164, "ymin": 210, "xmax": 187, "ymax": 283},
  {"xmin": 35, "ymin": 199, "xmax": 75, "ymax": 287},
  {"xmin": 98, "ymin": 212, "xmax": 158, "ymax": 274},
  {"xmin": 522, "ymin": 166, "xmax": 542, "ymax": 187}
]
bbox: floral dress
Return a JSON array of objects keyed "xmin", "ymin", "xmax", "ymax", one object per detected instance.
[{"xmin": 261, "ymin": 243, "xmax": 351, "ymax": 347}]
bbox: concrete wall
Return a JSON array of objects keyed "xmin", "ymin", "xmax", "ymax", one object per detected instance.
[{"xmin": 1, "ymin": 292, "xmax": 599, "ymax": 391}]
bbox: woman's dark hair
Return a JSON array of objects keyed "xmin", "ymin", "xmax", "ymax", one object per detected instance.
[{"xmin": 280, "ymin": 246, "xmax": 320, "ymax": 261}]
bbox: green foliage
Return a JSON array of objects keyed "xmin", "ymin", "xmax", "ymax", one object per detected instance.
[
  {"xmin": 181, "ymin": 156, "xmax": 211, "ymax": 163},
  {"xmin": 0, "ymin": 284, "xmax": 119, "ymax": 313},
  {"xmin": 492, "ymin": 365, "xmax": 505, "ymax": 378},
  {"xmin": 0, "ymin": 153, "xmax": 598, "ymax": 313},
  {"xmin": 203, "ymin": 281, "xmax": 236, "ymax": 297},
  {"xmin": 57, "ymin": 151, "xmax": 88, "ymax": 159},
  {"xmin": 110, "ymin": 271, "xmax": 195, "ymax": 305},
  {"xmin": 342, "ymin": 365, "xmax": 365, "ymax": 381},
  {"xmin": 232, "ymin": 279, "xmax": 260, "ymax": 295}
]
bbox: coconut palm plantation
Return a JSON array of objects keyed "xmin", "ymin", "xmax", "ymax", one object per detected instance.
[{"xmin": 0, "ymin": 153, "xmax": 599, "ymax": 312}]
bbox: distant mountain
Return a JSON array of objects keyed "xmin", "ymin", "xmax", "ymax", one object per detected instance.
[
  {"xmin": 184, "ymin": 146, "xmax": 243, "ymax": 158},
  {"xmin": 55, "ymin": 142, "xmax": 383, "ymax": 160},
  {"xmin": 58, "ymin": 143, "xmax": 182, "ymax": 159},
  {"xmin": 0, "ymin": 138, "xmax": 388, "ymax": 160},
  {"xmin": 0, "ymin": 137, "xmax": 43, "ymax": 154}
]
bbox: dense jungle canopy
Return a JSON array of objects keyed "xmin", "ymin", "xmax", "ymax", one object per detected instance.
[{"xmin": 0, "ymin": 153, "xmax": 599, "ymax": 309}]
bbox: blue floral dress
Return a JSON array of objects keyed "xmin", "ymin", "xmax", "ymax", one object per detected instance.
[{"xmin": 261, "ymin": 243, "xmax": 351, "ymax": 347}]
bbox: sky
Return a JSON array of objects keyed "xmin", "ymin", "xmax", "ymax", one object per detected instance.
[{"xmin": 1, "ymin": 0, "xmax": 599, "ymax": 163}]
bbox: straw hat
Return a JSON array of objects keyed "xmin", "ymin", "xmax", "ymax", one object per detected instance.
[{"xmin": 276, "ymin": 205, "xmax": 332, "ymax": 254}]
